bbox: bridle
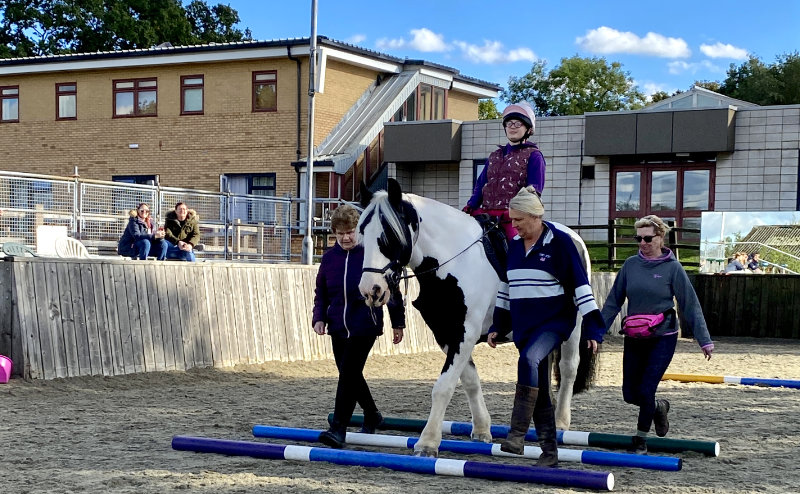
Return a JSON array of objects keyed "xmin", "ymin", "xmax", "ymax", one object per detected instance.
[{"xmin": 362, "ymin": 213, "xmax": 500, "ymax": 294}]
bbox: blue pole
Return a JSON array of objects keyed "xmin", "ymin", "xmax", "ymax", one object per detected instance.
[
  {"xmin": 172, "ymin": 436, "xmax": 614, "ymax": 490},
  {"xmin": 252, "ymin": 425, "xmax": 680, "ymax": 471}
]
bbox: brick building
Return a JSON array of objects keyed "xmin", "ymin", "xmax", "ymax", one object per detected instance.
[{"xmin": 0, "ymin": 37, "xmax": 498, "ymax": 204}]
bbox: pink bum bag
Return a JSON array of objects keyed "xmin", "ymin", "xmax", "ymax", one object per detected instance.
[{"xmin": 621, "ymin": 311, "xmax": 671, "ymax": 338}]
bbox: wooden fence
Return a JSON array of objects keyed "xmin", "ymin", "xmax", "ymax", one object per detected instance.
[
  {"xmin": 688, "ymin": 273, "xmax": 800, "ymax": 339},
  {"xmin": 0, "ymin": 258, "xmax": 627, "ymax": 380}
]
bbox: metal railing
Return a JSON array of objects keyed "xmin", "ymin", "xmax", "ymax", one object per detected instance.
[{"xmin": 0, "ymin": 171, "xmax": 300, "ymax": 261}]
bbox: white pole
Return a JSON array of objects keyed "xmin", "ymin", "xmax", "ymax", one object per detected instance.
[{"xmin": 302, "ymin": 0, "xmax": 319, "ymax": 265}]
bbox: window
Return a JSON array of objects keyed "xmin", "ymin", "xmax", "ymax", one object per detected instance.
[
  {"xmin": 181, "ymin": 75, "xmax": 204, "ymax": 115},
  {"xmin": 56, "ymin": 83, "xmax": 77, "ymax": 120},
  {"xmin": 252, "ymin": 71, "xmax": 277, "ymax": 112},
  {"xmin": 113, "ymin": 78, "xmax": 157, "ymax": 117},
  {"xmin": 225, "ymin": 173, "xmax": 277, "ymax": 223},
  {"xmin": 393, "ymin": 84, "xmax": 446, "ymax": 122},
  {"xmin": 611, "ymin": 163, "xmax": 714, "ymax": 240},
  {"xmin": 1, "ymin": 86, "xmax": 19, "ymax": 122},
  {"xmin": 112, "ymin": 175, "xmax": 158, "ymax": 186}
]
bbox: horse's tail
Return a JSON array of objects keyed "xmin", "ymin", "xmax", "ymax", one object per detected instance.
[{"xmin": 552, "ymin": 342, "xmax": 600, "ymax": 394}]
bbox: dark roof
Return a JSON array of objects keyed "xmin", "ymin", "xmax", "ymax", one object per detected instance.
[
  {"xmin": 737, "ymin": 225, "xmax": 800, "ymax": 257},
  {"xmin": 0, "ymin": 35, "xmax": 500, "ymax": 90}
]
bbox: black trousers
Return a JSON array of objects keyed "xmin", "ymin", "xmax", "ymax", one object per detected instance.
[{"xmin": 330, "ymin": 334, "xmax": 379, "ymax": 426}]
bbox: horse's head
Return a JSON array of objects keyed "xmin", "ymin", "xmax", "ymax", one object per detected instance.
[{"xmin": 357, "ymin": 178, "xmax": 420, "ymax": 307}]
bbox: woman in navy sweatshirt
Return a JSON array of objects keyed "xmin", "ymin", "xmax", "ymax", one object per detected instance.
[{"xmin": 312, "ymin": 204, "xmax": 405, "ymax": 448}]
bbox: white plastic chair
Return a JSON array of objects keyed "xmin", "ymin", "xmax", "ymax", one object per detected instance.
[{"xmin": 54, "ymin": 237, "xmax": 90, "ymax": 259}]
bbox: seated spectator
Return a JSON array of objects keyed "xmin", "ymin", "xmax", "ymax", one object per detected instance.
[
  {"xmin": 747, "ymin": 252, "xmax": 764, "ymax": 273},
  {"xmin": 724, "ymin": 252, "xmax": 749, "ymax": 274},
  {"xmin": 163, "ymin": 202, "xmax": 200, "ymax": 262},
  {"xmin": 118, "ymin": 203, "xmax": 168, "ymax": 260}
]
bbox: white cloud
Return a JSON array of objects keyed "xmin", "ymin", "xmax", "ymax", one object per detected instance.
[
  {"xmin": 375, "ymin": 36, "xmax": 407, "ymax": 50},
  {"xmin": 408, "ymin": 28, "xmax": 448, "ymax": 52},
  {"xmin": 667, "ymin": 60, "xmax": 723, "ymax": 75},
  {"xmin": 345, "ymin": 34, "xmax": 366, "ymax": 45},
  {"xmin": 700, "ymin": 42, "xmax": 748, "ymax": 60},
  {"xmin": 452, "ymin": 40, "xmax": 537, "ymax": 64},
  {"xmin": 638, "ymin": 81, "xmax": 678, "ymax": 99},
  {"xmin": 576, "ymin": 26, "xmax": 690, "ymax": 58}
]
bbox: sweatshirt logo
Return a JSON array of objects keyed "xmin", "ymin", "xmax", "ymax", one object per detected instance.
[
  {"xmin": 539, "ymin": 253, "xmax": 551, "ymax": 262},
  {"xmin": 653, "ymin": 274, "xmax": 662, "ymax": 279}
]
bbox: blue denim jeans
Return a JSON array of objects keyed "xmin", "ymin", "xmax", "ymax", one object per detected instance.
[
  {"xmin": 516, "ymin": 330, "xmax": 561, "ymax": 410},
  {"xmin": 166, "ymin": 243, "xmax": 196, "ymax": 262},
  {"xmin": 622, "ymin": 333, "xmax": 678, "ymax": 433},
  {"xmin": 121, "ymin": 238, "xmax": 168, "ymax": 260}
]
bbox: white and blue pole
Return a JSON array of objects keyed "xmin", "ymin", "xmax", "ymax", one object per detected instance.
[
  {"xmin": 172, "ymin": 436, "xmax": 614, "ymax": 490},
  {"xmin": 252, "ymin": 425, "xmax": 681, "ymax": 471}
]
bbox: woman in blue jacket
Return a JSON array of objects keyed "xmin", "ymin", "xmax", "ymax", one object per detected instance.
[
  {"xmin": 312, "ymin": 204, "xmax": 405, "ymax": 448},
  {"xmin": 117, "ymin": 203, "xmax": 168, "ymax": 260}
]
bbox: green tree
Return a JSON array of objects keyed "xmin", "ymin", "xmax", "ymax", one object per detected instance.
[
  {"xmin": 719, "ymin": 55, "xmax": 783, "ymax": 105},
  {"xmin": 478, "ymin": 99, "xmax": 500, "ymax": 120},
  {"xmin": 649, "ymin": 91, "xmax": 671, "ymax": 103},
  {"xmin": 0, "ymin": 0, "xmax": 251, "ymax": 58},
  {"xmin": 502, "ymin": 56, "xmax": 646, "ymax": 116},
  {"xmin": 694, "ymin": 80, "xmax": 721, "ymax": 92}
]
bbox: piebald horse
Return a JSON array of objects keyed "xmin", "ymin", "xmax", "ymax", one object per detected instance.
[{"xmin": 358, "ymin": 179, "xmax": 594, "ymax": 457}]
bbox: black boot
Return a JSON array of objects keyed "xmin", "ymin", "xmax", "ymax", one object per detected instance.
[
  {"xmin": 533, "ymin": 406, "xmax": 559, "ymax": 467},
  {"xmin": 628, "ymin": 435, "xmax": 648, "ymax": 455},
  {"xmin": 654, "ymin": 399, "xmax": 670, "ymax": 437},
  {"xmin": 319, "ymin": 420, "xmax": 346, "ymax": 448},
  {"xmin": 360, "ymin": 410, "xmax": 384, "ymax": 434},
  {"xmin": 500, "ymin": 384, "xmax": 538, "ymax": 455}
]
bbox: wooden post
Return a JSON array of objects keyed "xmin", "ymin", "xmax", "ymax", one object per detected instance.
[
  {"xmin": 667, "ymin": 220, "xmax": 678, "ymax": 260},
  {"xmin": 607, "ymin": 219, "xmax": 616, "ymax": 270}
]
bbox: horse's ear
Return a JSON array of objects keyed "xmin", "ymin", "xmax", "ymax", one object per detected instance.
[
  {"xmin": 387, "ymin": 178, "xmax": 403, "ymax": 208},
  {"xmin": 359, "ymin": 181, "xmax": 373, "ymax": 208}
]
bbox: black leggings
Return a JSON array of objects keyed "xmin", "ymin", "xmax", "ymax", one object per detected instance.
[
  {"xmin": 330, "ymin": 334, "xmax": 379, "ymax": 425},
  {"xmin": 622, "ymin": 333, "xmax": 678, "ymax": 433}
]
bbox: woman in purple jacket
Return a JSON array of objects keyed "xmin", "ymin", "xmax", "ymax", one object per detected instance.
[{"xmin": 312, "ymin": 204, "xmax": 406, "ymax": 448}]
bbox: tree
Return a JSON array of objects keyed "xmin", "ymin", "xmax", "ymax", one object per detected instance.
[
  {"xmin": 0, "ymin": 0, "xmax": 252, "ymax": 58},
  {"xmin": 694, "ymin": 80, "xmax": 721, "ymax": 92},
  {"xmin": 649, "ymin": 91, "xmax": 671, "ymax": 103},
  {"xmin": 478, "ymin": 99, "xmax": 500, "ymax": 120},
  {"xmin": 501, "ymin": 56, "xmax": 645, "ymax": 116},
  {"xmin": 718, "ymin": 55, "xmax": 785, "ymax": 105}
]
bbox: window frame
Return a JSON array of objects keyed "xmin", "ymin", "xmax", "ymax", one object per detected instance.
[
  {"xmin": 112, "ymin": 77, "xmax": 158, "ymax": 118},
  {"xmin": 55, "ymin": 82, "xmax": 77, "ymax": 121},
  {"xmin": 610, "ymin": 162, "xmax": 715, "ymax": 238},
  {"xmin": 252, "ymin": 70, "xmax": 278, "ymax": 113},
  {"xmin": 1, "ymin": 85, "xmax": 20, "ymax": 123},
  {"xmin": 180, "ymin": 74, "xmax": 204, "ymax": 115},
  {"xmin": 112, "ymin": 174, "xmax": 159, "ymax": 186}
]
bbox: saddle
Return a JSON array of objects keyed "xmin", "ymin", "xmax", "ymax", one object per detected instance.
[{"xmin": 472, "ymin": 213, "xmax": 508, "ymax": 283}]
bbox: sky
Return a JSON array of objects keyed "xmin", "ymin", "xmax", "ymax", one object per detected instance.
[
  {"xmin": 700, "ymin": 211, "xmax": 800, "ymax": 259},
  {"xmin": 225, "ymin": 0, "xmax": 800, "ymax": 102}
]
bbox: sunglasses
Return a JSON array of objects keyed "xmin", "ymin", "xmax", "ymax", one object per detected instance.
[
  {"xmin": 504, "ymin": 120, "xmax": 525, "ymax": 129},
  {"xmin": 139, "ymin": 209, "xmax": 150, "ymax": 213},
  {"xmin": 634, "ymin": 235, "xmax": 658, "ymax": 243}
]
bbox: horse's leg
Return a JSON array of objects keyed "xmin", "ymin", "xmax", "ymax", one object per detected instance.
[
  {"xmin": 555, "ymin": 314, "xmax": 581, "ymax": 430},
  {"xmin": 459, "ymin": 358, "xmax": 492, "ymax": 443},
  {"xmin": 414, "ymin": 343, "xmax": 474, "ymax": 457}
]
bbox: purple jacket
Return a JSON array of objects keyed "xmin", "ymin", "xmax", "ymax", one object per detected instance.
[
  {"xmin": 466, "ymin": 142, "xmax": 546, "ymax": 210},
  {"xmin": 313, "ymin": 243, "xmax": 405, "ymax": 338}
]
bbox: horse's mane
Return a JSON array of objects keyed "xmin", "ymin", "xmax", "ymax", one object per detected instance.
[{"xmin": 365, "ymin": 190, "xmax": 409, "ymax": 247}]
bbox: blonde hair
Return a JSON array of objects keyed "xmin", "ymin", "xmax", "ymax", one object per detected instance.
[
  {"xmin": 635, "ymin": 215, "xmax": 670, "ymax": 237},
  {"xmin": 330, "ymin": 204, "xmax": 360, "ymax": 234},
  {"xmin": 509, "ymin": 186, "xmax": 545, "ymax": 217}
]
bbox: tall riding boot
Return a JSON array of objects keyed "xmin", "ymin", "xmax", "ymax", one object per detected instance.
[
  {"xmin": 319, "ymin": 419, "xmax": 347, "ymax": 449},
  {"xmin": 500, "ymin": 384, "xmax": 538, "ymax": 455},
  {"xmin": 533, "ymin": 406, "xmax": 559, "ymax": 467}
]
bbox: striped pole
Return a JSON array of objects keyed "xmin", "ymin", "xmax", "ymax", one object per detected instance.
[
  {"xmin": 663, "ymin": 373, "xmax": 800, "ymax": 389},
  {"xmin": 252, "ymin": 425, "xmax": 681, "ymax": 471},
  {"xmin": 172, "ymin": 436, "xmax": 614, "ymax": 490},
  {"xmin": 337, "ymin": 414, "xmax": 720, "ymax": 457}
]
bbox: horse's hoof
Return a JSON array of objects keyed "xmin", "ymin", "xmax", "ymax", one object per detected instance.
[
  {"xmin": 413, "ymin": 446, "xmax": 439, "ymax": 458},
  {"xmin": 471, "ymin": 431, "xmax": 493, "ymax": 444}
]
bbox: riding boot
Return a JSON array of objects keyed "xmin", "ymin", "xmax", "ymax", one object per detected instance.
[
  {"xmin": 629, "ymin": 435, "xmax": 648, "ymax": 455},
  {"xmin": 360, "ymin": 409, "xmax": 384, "ymax": 434},
  {"xmin": 533, "ymin": 406, "xmax": 559, "ymax": 467},
  {"xmin": 319, "ymin": 419, "xmax": 347, "ymax": 449},
  {"xmin": 500, "ymin": 384, "xmax": 538, "ymax": 455},
  {"xmin": 654, "ymin": 399, "xmax": 670, "ymax": 437}
]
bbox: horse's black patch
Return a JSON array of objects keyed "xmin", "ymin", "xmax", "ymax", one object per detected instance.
[
  {"xmin": 411, "ymin": 256, "xmax": 467, "ymax": 374},
  {"xmin": 359, "ymin": 208, "xmax": 375, "ymax": 236}
]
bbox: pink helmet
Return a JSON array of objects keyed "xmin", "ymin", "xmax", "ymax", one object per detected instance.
[{"xmin": 502, "ymin": 102, "xmax": 536, "ymax": 134}]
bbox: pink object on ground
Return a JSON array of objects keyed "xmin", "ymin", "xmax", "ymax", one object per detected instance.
[{"xmin": 0, "ymin": 354, "xmax": 12, "ymax": 383}]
